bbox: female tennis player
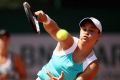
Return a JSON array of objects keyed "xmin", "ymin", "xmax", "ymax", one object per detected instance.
[
  {"xmin": 0, "ymin": 29, "xmax": 27, "ymax": 80},
  {"xmin": 35, "ymin": 10, "xmax": 102, "ymax": 80}
]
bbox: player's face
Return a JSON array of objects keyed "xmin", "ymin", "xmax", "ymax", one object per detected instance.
[
  {"xmin": 79, "ymin": 22, "xmax": 101, "ymax": 44},
  {"xmin": 0, "ymin": 37, "xmax": 9, "ymax": 54}
]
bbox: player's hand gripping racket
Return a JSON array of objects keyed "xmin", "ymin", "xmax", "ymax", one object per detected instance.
[{"xmin": 23, "ymin": 2, "xmax": 40, "ymax": 33}]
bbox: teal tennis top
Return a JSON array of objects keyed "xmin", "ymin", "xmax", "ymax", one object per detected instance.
[{"xmin": 37, "ymin": 37, "xmax": 97, "ymax": 80}]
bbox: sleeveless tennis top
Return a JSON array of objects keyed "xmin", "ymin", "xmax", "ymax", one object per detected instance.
[
  {"xmin": 37, "ymin": 37, "xmax": 97, "ymax": 80},
  {"xmin": 0, "ymin": 51, "xmax": 17, "ymax": 80},
  {"xmin": 0, "ymin": 54, "xmax": 13, "ymax": 75}
]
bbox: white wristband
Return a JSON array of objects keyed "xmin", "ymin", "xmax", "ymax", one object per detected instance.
[{"xmin": 43, "ymin": 14, "xmax": 51, "ymax": 25}]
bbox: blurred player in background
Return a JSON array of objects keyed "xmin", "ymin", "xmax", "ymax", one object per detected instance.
[
  {"xmin": 0, "ymin": 29, "xmax": 27, "ymax": 80},
  {"xmin": 35, "ymin": 10, "xmax": 102, "ymax": 80}
]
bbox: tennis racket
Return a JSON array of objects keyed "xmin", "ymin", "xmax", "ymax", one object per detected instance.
[{"xmin": 23, "ymin": 2, "xmax": 40, "ymax": 33}]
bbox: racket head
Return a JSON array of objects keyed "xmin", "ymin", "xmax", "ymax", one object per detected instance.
[{"xmin": 23, "ymin": 2, "xmax": 40, "ymax": 33}]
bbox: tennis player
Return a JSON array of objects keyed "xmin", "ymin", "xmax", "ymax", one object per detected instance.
[
  {"xmin": 35, "ymin": 10, "xmax": 102, "ymax": 80},
  {"xmin": 0, "ymin": 29, "xmax": 27, "ymax": 80}
]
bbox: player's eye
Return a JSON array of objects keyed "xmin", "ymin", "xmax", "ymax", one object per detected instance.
[
  {"xmin": 82, "ymin": 28, "xmax": 87, "ymax": 31},
  {"xmin": 89, "ymin": 30, "xmax": 94, "ymax": 33}
]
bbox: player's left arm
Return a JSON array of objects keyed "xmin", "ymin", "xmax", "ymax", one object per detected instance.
[
  {"xmin": 47, "ymin": 71, "xmax": 64, "ymax": 80},
  {"xmin": 13, "ymin": 53, "xmax": 27, "ymax": 80},
  {"xmin": 35, "ymin": 10, "xmax": 74, "ymax": 50},
  {"xmin": 76, "ymin": 60, "xmax": 99, "ymax": 80}
]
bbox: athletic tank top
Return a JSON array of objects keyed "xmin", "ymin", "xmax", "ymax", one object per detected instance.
[
  {"xmin": 0, "ymin": 50, "xmax": 17, "ymax": 80},
  {"xmin": 37, "ymin": 37, "xmax": 97, "ymax": 80},
  {"xmin": 0, "ymin": 53, "xmax": 13, "ymax": 74}
]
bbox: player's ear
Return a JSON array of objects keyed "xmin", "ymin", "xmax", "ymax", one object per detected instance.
[
  {"xmin": 96, "ymin": 33, "xmax": 102, "ymax": 43},
  {"xmin": 98, "ymin": 32, "xmax": 102, "ymax": 39},
  {"xmin": 79, "ymin": 27, "xmax": 82, "ymax": 32}
]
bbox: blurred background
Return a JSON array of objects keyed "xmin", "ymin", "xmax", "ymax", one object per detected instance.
[{"xmin": 0, "ymin": 0, "xmax": 120, "ymax": 80}]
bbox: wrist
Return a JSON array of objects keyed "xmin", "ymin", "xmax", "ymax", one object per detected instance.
[{"xmin": 43, "ymin": 14, "xmax": 51, "ymax": 25}]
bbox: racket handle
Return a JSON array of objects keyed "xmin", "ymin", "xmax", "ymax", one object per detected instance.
[{"xmin": 33, "ymin": 16, "xmax": 40, "ymax": 33}]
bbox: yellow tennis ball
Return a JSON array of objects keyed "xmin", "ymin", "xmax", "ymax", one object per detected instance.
[{"xmin": 56, "ymin": 29, "xmax": 68, "ymax": 41}]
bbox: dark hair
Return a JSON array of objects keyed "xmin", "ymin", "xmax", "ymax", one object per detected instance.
[
  {"xmin": 0, "ymin": 29, "xmax": 10, "ymax": 38},
  {"xmin": 79, "ymin": 19, "xmax": 94, "ymax": 27},
  {"xmin": 79, "ymin": 19, "xmax": 101, "ymax": 33}
]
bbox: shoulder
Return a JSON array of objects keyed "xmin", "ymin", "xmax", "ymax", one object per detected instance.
[
  {"xmin": 64, "ymin": 37, "xmax": 79, "ymax": 53},
  {"xmin": 11, "ymin": 52, "xmax": 23, "ymax": 65},
  {"xmin": 76, "ymin": 60, "xmax": 99, "ymax": 80},
  {"xmin": 82, "ymin": 50, "xmax": 98, "ymax": 71},
  {"xmin": 54, "ymin": 37, "xmax": 79, "ymax": 54}
]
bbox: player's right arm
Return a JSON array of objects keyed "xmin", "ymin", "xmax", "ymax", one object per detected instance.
[
  {"xmin": 13, "ymin": 53, "xmax": 27, "ymax": 80},
  {"xmin": 76, "ymin": 60, "xmax": 99, "ymax": 80},
  {"xmin": 35, "ymin": 10, "xmax": 74, "ymax": 50}
]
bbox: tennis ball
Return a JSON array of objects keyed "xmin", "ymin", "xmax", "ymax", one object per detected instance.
[{"xmin": 56, "ymin": 29, "xmax": 68, "ymax": 41}]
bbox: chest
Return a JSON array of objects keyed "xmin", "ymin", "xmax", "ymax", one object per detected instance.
[
  {"xmin": 0, "ymin": 57, "xmax": 8, "ymax": 64},
  {"xmin": 72, "ymin": 47, "xmax": 83, "ymax": 63},
  {"xmin": 51, "ymin": 54, "xmax": 83, "ymax": 72},
  {"xmin": 0, "ymin": 57, "xmax": 13, "ymax": 74},
  {"xmin": 73, "ymin": 46, "xmax": 91, "ymax": 64}
]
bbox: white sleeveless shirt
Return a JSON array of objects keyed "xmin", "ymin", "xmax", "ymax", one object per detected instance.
[{"xmin": 0, "ymin": 57, "xmax": 12, "ymax": 75}]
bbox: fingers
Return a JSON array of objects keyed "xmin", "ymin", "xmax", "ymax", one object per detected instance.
[
  {"xmin": 47, "ymin": 72, "xmax": 53, "ymax": 79},
  {"xmin": 35, "ymin": 10, "xmax": 44, "ymax": 16},
  {"xmin": 34, "ymin": 10, "xmax": 47, "ymax": 23},
  {"xmin": 47, "ymin": 71, "xmax": 64, "ymax": 80},
  {"xmin": 59, "ymin": 71, "xmax": 64, "ymax": 80},
  {"xmin": 47, "ymin": 72, "xmax": 58, "ymax": 80}
]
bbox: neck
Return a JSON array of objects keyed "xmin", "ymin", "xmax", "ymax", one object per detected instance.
[
  {"xmin": 0, "ymin": 50, "xmax": 8, "ymax": 57},
  {"xmin": 78, "ymin": 39, "xmax": 94, "ymax": 53}
]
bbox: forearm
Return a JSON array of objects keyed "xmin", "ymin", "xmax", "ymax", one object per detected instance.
[
  {"xmin": 19, "ymin": 77, "xmax": 27, "ymax": 80},
  {"xmin": 76, "ymin": 60, "xmax": 99, "ymax": 80},
  {"xmin": 35, "ymin": 10, "xmax": 60, "ymax": 38},
  {"xmin": 76, "ymin": 76, "xmax": 93, "ymax": 80},
  {"xmin": 19, "ymin": 73, "xmax": 27, "ymax": 80},
  {"xmin": 43, "ymin": 18, "xmax": 60, "ymax": 40},
  {"xmin": 20, "ymin": 78, "xmax": 27, "ymax": 80}
]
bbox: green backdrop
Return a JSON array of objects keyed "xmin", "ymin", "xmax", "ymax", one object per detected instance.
[{"xmin": 0, "ymin": 8, "xmax": 120, "ymax": 34}]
